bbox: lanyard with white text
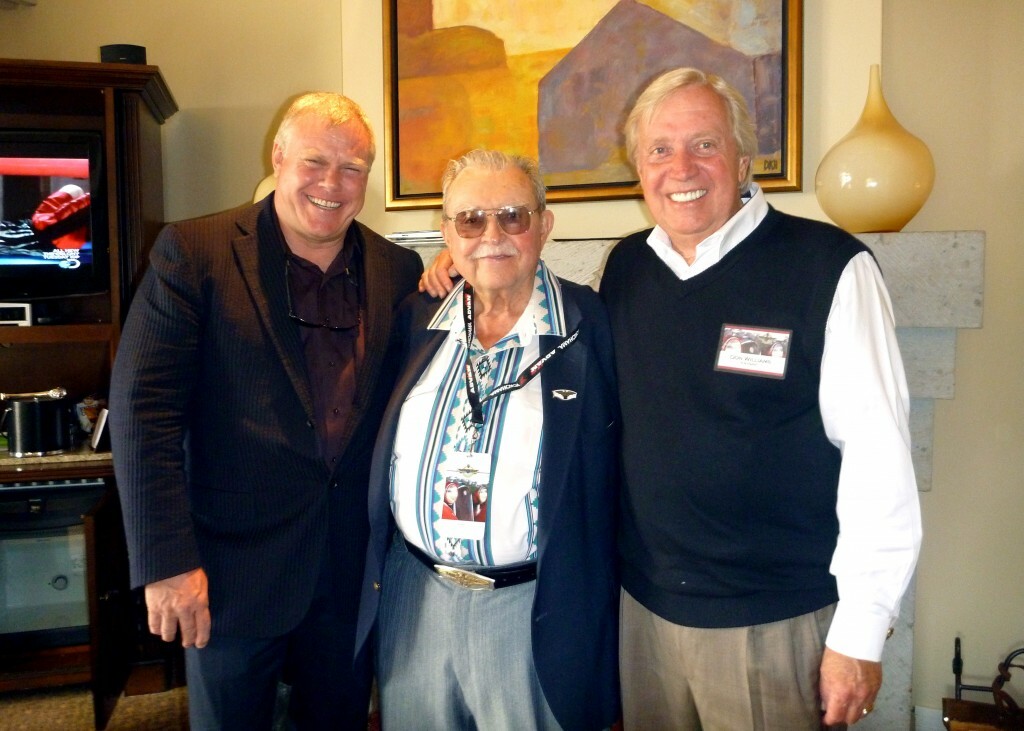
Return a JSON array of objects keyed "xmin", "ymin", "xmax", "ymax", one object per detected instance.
[{"xmin": 462, "ymin": 283, "xmax": 579, "ymax": 425}]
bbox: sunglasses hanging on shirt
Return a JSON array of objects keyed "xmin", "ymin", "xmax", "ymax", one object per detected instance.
[{"xmin": 285, "ymin": 256, "xmax": 361, "ymax": 331}]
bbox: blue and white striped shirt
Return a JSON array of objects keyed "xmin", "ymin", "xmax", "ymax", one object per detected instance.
[{"xmin": 390, "ymin": 261, "xmax": 567, "ymax": 566}]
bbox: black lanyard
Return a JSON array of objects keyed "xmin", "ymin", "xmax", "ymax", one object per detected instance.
[{"xmin": 462, "ymin": 283, "xmax": 579, "ymax": 425}]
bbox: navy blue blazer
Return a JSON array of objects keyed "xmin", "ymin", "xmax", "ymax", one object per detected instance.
[
  {"xmin": 355, "ymin": 277, "xmax": 621, "ymax": 730},
  {"xmin": 110, "ymin": 196, "xmax": 422, "ymax": 637}
]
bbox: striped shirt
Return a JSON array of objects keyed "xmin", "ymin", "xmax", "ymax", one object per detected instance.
[{"xmin": 390, "ymin": 261, "xmax": 567, "ymax": 566}]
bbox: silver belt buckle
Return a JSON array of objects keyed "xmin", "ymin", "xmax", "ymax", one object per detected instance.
[{"xmin": 434, "ymin": 565, "xmax": 495, "ymax": 591}]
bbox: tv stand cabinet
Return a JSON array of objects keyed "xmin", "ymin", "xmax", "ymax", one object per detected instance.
[
  {"xmin": 0, "ymin": 58, "xmax": 178, "ymax": 729},
  {"xmin": 0, "ymin": 58, "xmax": 177, "ymax": 391}
]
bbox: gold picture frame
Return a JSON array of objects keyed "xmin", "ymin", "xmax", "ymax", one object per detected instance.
[{"xmin": 383, "ymin": 0, "xmax": 802, "ymax": 210}]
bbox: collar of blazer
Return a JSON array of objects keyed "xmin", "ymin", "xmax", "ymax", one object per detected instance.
[{"xmin": 230, "ymin": 198, "xmax": 401, "ymax": 438}]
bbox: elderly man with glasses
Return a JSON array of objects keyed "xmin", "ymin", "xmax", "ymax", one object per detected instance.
[{"xmin": 355, "ymin": 149, "xmax": 621, "ymax": 731}]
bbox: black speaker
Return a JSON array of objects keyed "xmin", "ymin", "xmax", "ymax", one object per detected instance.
[{"xmin": 100, "ymin": 44, "xmax": 147, "ymax": 64}]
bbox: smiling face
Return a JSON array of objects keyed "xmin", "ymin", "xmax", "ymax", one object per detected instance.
[
  {"xmin": 442, "ymin": 165, "xmax": 553, "ymax": 306},
  {"xmin": 271, "ymin": 114, "xmax": 371, "ymax": 261},
  {"xmin": 635, "ymin": 84, "xmax": 749, "ymax": 259}
]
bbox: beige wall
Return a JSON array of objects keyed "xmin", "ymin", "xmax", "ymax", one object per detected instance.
[
  {"xmin": 883, "ymin": 0, "xmax": 1024, "ymax": 712},
  {"xmin": 0, "ymin": 0, "xmax": 346, "ymax": 221},
  {"xmin": 2, "ymin": 0, "xmax": 1021, "ymax": 714},
  {"xmin": 0, "ymin": 0, "xmax": 881, "ymax": 231}
]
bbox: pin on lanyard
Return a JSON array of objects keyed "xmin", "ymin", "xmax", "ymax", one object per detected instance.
[{"xmin": 462, "ymin": 283, "xmax": 579, "ymax": 426}]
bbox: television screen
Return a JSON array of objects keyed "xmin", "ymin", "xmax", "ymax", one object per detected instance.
[{"xmin": 0, "ymin": 130, "xmax": 109, "ymax": 302}]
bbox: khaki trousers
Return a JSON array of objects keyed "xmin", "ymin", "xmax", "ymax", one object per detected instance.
[{"xmin": 619, "ymin": 589, "xmax": 838, "ymax": 731}]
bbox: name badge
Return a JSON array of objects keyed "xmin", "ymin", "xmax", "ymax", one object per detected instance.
[
  {"xmin": 437, "ymin": 451, "xmax": 490, "ymax": 542},
  {"xmin": 714, "ymin": 324, "xmax": 791, "ymax": 379}
]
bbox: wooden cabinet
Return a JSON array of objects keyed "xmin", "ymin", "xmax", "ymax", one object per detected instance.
[
  {"xmin": 0, "ymin": 59, "xmax": 178, "ymax": 729},
  {"xmin": 0, "ymin": 459, "xmax": 129, "ymax": 729},
  {"xmin": 0, "ymin": 58, "xmax": 177, "ymax": 391}
]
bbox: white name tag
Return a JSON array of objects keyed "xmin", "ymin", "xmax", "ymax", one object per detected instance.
[
  {"xmin": 714, "ymin": 324, "xmax": 791, "ymax": 379},
  {"xmin": 437, "ymin": 451, "xmax": 490, "ymax": 542}
]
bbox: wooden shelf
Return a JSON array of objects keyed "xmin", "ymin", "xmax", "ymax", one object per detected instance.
[
  {"xmin": 0, "ymin": 324, "xmax": 113, "ymax": 345},
  {"xmin": 0, "ymin": 58, "xmax": 178, "ymax": 123},
  {"xmin": 0, "ymin": 644, "xmax": 92, "ymax": 693},
  {"xmin": 0, "ymin": 454, "xmax": 114, "ymax": 484}
]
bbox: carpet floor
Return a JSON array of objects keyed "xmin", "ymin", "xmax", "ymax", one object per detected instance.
[{"xmin": 0, "ymin": 685, "xmax": 188, "ymax": 731}]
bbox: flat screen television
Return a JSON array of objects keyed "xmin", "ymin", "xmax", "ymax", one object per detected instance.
[{"xmin": 0, "ymin": 130, "xmax": 110, "ymax": 303}]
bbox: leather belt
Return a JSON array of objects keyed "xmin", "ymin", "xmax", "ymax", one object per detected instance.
[{"xmin": 404, "ymin": 540, "xmax": 537, "ymax": 591}]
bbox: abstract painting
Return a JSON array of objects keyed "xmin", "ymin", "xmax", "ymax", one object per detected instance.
[{"xmin": 384, "ymin": 0, "xmax": 802, "ymax": 209}]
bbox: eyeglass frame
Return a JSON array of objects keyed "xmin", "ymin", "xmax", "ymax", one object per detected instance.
[
  {"xmin": 441, "ymin": 205, "xmax": 542, "ymax": 238},
  {"xmin": 284, "ymin": 256, "xmax": 362, "ymax": 331}
]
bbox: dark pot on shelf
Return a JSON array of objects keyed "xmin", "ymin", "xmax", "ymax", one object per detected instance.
[{"xmin": 0, "ymin": 387, "xmax": 72, "ymax": 457}]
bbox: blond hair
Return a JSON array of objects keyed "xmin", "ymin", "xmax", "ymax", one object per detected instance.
[
  {"xmin": 623, "ymin": 68, "xmax": 758, "ymax": 189},
  {"xmin": 274, "ymin": 92, "xmax": 376, "ymax": 165}
]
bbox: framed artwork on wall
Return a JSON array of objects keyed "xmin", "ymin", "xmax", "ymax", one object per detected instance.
[{"xmin": 383, "ymin": 0, "xmax": 802, "ymax": 210}]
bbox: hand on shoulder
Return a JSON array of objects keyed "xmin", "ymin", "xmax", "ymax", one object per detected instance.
[{"xmin": 419, "ymin": 248, "xmax": 458, "ymax": 297}]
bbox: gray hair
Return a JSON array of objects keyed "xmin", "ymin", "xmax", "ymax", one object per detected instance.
[
  {"xmin": 623, "ymin": 68, "xmax": 758, "ymax": 189},
  {"xmin": 274, "ymin": 92, "xmax": 376, "ymax": 165},
  {"xmin": 441, "ymin": 149, "xmax": 547, "ymax": 212}
]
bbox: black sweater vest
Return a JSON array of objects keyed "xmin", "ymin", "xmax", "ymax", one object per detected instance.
[{"xmin": 601, "ymin": 207, "xmax": 869, "ymax": 627}]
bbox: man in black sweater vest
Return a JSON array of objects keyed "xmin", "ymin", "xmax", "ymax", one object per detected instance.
[
  {"xmin": 419, "ymin": 68, "xmax": 921, "ymax": 730},
  {"xmin": 601, "ymin": 68, "xmax": 921, "ymax": 730}
]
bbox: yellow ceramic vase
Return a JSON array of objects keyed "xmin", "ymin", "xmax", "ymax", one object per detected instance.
[{"xmin": 815, "ymin": 65, "xmax": 935, "ymax": 233}]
